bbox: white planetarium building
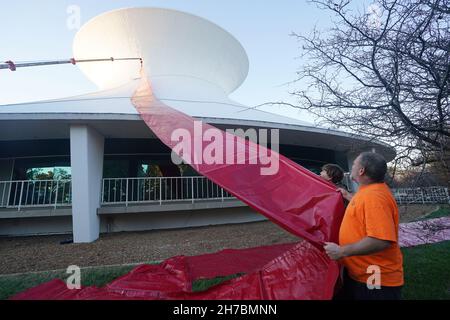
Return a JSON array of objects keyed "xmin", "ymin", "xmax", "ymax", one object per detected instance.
[{"xmin": 0, "ymin": 8, "xmax": 395, "ymax": 243}]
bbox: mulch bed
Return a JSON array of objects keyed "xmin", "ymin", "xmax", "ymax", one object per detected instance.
[
  {"xmin": 0, "ymin": 205, "xmax": 436, "ymax": 275},
  {"xmin": 0, "ymin": 221, "xmax": 298, "ymax": 275}
]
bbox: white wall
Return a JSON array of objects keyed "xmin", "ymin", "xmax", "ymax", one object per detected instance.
[
  {"xmin": 0, "ymin": 207, "xmax": 266, "ymax": 237},
  {"xmin": 100, "ymin": 207, "xmax": 266, "ymax": 233},
  {"xmin": 0, "ymin": 216, "xmax": 72, "ymax": 237}
]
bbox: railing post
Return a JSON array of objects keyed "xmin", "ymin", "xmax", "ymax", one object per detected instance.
[
  {"xmin": 101, "ymin": 179, "xmax": 105, "ymax": 205},
  {"xmin": 125, "ymin": 179, "xmax": 129, "ymax": 207},
  {"xmin": 159, "ymin": 178, "xmax": 163, "ymax": 205},
  {"xmin": 421, "ymin": 189, "xmax": 425, "ymax": 204},
  {"xmin": 445, "ymin": 187, "xmax": 450, "ymax": 204},
  {"xmin": 61, "ymin": 181, "xmax": 66, "ymax": 205},
  {"xmin": 221, "ymin": 187, "xmax": 224, "ymax": 202},
  {"xmin": 1, "ymin": 182, "xmax": 6, "ymax": 208},
  {"xmin": 191, "ymin": 177, "xmax": 194, "ymax": 204},
  {"xmin": 54, "ymin": 180, "xmax": 59, "ymax": 209},
  {"xmin": 181, "ymin": 177, "xmax": 184, "ymax": 200},
  {"xmin": 43, "ymin": 181, "xmax": 48, "ymax": 206},
  {"xmin": 18, "ymin": 181, "xmax": 24, "ymax": 211}
]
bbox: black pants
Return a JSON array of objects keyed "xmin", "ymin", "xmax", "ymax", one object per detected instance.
[{"xmin": 335, "ymin": 269, "xmax": 402, "ymax": 300}]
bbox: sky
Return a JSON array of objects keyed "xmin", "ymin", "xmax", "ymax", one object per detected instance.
[{"xmin": 0, "ymin": 0, "xmax": 374, "ymax": 124}]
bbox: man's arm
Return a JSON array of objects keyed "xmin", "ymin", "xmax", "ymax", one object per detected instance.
[{"xmin": 324, "ymin": 237, "xmax": 391, "ymax": 260}]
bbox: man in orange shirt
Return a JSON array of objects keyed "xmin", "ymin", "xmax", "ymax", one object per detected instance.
[{"xmin": 324, "ymin": 152, "xmax": 404, "ymax": 300}]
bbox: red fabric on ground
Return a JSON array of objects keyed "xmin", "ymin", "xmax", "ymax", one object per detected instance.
[
  {"xmin": 12, "ymin": 241, "xmax": 338, "ymax": 300},
  {"xmin": 399, "ymin": 217, "xmax": 450, "ymax": 247},
  {"xmin": 189, "ymin": 241, "xmax": 339, "ymax": 300},
  {"xmin": 186, "ymin": 243, "xmax": 296, "ymax": 280},
  {"xmin": 103, "ymin": 242, "xmax": 296, "ymax": 298}
]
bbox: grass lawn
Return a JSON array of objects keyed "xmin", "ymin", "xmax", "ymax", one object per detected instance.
[
  {"xmin": 1, "ymin": 240, "xmax": 449, "ymax": 300},
  {"xmin": 0, "ymin": 264, "xmax": 136, "ymax": 300},
  {"xmin": 401, "ymin": 240, "xmax": 450, "ymax": 299}
]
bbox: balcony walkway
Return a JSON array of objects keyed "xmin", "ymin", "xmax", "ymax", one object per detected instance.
[{"xmin": 1, "ymin": 177, "xmax": 448, "ymax": 219}]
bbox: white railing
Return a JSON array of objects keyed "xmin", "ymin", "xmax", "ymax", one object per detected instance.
[
  {"xmin": 2, "ymin": 178, "xmax": 447, "ymax": 211},
  {"xmin": 101, "ymin": 176, "xmax": 235, "ymax": 206},
  {"xmin": 392, "ymin": 186, "xmax": 450, "ymax": 205},
  {"xmin": 0, "ymin": 180, "xmax": 72, "ymax": 210}
]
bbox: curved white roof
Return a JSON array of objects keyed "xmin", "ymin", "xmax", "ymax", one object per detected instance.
[{"xmin": 0, "ymin": 78, "xmax": 312, "ymax": 126}]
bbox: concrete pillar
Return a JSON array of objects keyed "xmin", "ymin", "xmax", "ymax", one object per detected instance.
[{"xmin": 70, "ymin": 125, "xmax": 104, "ymax": 243}]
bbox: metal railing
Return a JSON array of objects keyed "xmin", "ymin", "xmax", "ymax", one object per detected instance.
[
  {"xmin": 0, "ymin": 180, "xmax": 72, "ymax": 210},
  {"xmin": 392, "ymin": 186, "xmax": 450, "ymax": 205},
  {"xmin": 101, "ymin": 176, "xmax": 235, "ymax": 206},
  {"xmin": 2, "ymin": 177, "xmax": 447, "ymax": 211}
]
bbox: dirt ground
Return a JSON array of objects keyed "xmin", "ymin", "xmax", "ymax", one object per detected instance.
[
  {"xmin": 0, "ymin": 221, "xmax": 298, "ymax": 275},
  {"xmin": 398, "ymin": 204, "xmax": 439, "ymax": 222},
  {"xmin": 0, "ymin": 204, "xmax": 438, "ymax": 275}
]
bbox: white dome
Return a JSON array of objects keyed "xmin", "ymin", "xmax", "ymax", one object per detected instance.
[{"xmin": 73, "ymin": 7, "xmax": 249, "ymax": 94}]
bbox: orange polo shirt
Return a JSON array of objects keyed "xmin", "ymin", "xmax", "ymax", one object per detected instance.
[{"xmin": 339, "ymin": 183, "xmax": 404, "ymax": 287}]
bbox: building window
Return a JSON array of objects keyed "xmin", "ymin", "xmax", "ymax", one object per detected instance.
[
  {"xmin": 26, "ymin": 167, "xmax": 71, "ymax": 180},
  {"xmin": 12, "ymin": 157, "xmax": 71, "ymax": 181}
]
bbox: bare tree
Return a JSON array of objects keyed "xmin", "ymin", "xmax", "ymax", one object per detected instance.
[{"xmin": 287, "ymin": 0, "xmax": 449, "ymax": 179}]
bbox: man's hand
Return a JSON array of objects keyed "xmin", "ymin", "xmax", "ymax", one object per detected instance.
[
  {"xmin": 324, "ymin": 242, "xmax": 346, "ymax": 260},
  {"xmin": 337, "ymin": 188, "xmax": 353, "ymax": 201}
]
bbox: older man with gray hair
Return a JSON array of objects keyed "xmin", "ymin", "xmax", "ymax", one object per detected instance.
[{"xmin": 324, "ymin": 152, "xmax": 404, "ymax": 300}]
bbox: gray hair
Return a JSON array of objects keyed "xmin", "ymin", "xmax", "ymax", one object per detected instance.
[{"xmin": 358, "ymin": 152, "xmax": 387, "ymax": 183}]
